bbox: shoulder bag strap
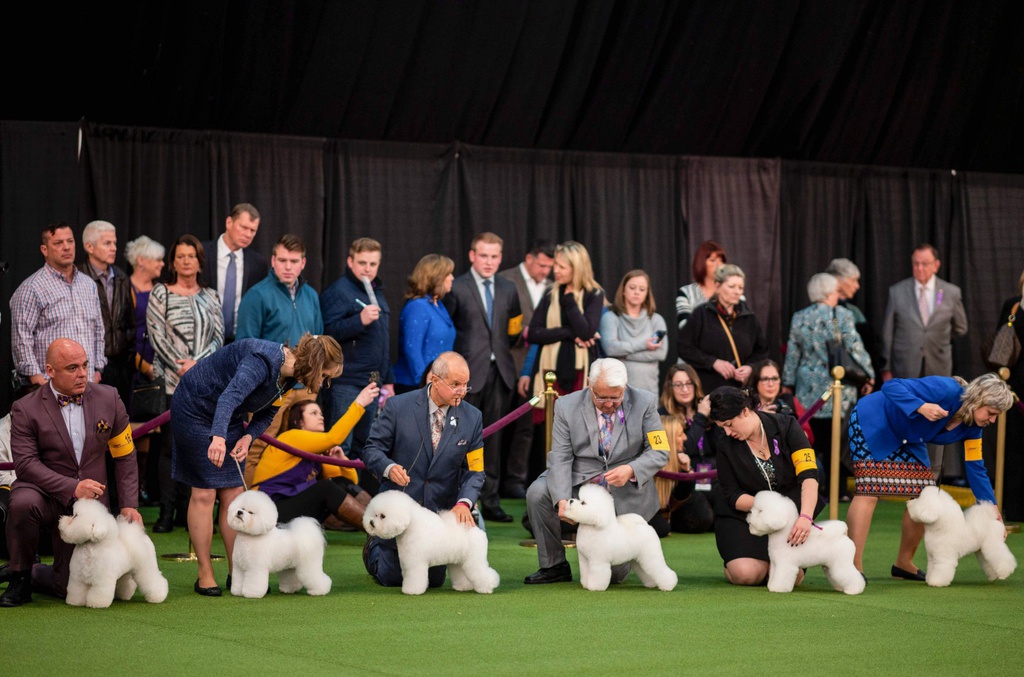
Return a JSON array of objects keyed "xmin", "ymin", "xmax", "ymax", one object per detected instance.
[{"xmin": 716, "ymin": 313, "xmax": 743, "ymax": 368}]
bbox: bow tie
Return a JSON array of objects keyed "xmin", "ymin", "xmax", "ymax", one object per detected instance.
[{"xmin": 57, "ymin": 393, "xmax": 83, "ymax": 408}]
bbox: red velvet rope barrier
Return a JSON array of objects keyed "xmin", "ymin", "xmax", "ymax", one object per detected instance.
[{"xmin": 797, "ymin": 388, "xmax": 831, "ymax": 425}]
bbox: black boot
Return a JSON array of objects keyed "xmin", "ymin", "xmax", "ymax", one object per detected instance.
[
  {"xmin": 153, "ymin": 508, "xmax": 174, "ymax": 533},
  {"xmin": 0, "ymin": 571, "xmax": 33, "ymax": 607}
]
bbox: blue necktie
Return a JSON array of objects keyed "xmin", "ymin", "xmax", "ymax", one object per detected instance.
[
  {"xmin": 223, "ymin": 251, "xmax": 237, "ymax": 337},
  {"xmin": 600, "ymin": 413, "xmax": 613, "ymax": 460},
  {"xmin": 483, "ymin": 278, "xmax": 494, "ymax": 328}
]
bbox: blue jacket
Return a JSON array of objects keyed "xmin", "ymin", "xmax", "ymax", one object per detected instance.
[
  {"xmin": 235, "ymin": 273, "xmax": 323, "ymax": 346},
  {"xmin": 393, "ymin": 296, "xmax": 456, "ymax": 387},
  {"xmin": 320, "ymin": 269, "xmax": 393, "ymax": 386},
  {"xmin": 855, "ymin": 376, "xmax": 995, "ymax": 503},
  {"xmin": 361, "ymin": 387, "xmax": 484, "ymax": 511}
]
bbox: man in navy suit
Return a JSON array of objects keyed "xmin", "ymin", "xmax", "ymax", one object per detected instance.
[
  {"xmin": 444, "ymin": 233, "xmax": 522, "ymax": 522},
  {"xmin": 201, "ymin": 203, "xmax": 269, "ymax": 343},
  {"xmin": 361, "ymin": 352, "xmax": 484, "ymax": 588}
]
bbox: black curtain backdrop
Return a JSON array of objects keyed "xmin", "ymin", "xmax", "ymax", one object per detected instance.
[{"xmin": 2, "ymin": 120, "xmax": 1023, "ymax": 414}]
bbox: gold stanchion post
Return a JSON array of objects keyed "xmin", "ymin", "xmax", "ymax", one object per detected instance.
[
  {"xmin": 544, "ymin": 371, "xmax": 558, "ymax": 454},
  {"xmin": 829, "ymin": 366, "xmax": 845, "ymax": 520},
  {"xmin": 996, "ymin": 367, "xmax": 1010, "ymax": 514}
]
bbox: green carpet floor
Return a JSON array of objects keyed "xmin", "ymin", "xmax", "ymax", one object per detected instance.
[{"xmin": 5, "ymin": 500, "xmax": 1022, "ymax": 676}]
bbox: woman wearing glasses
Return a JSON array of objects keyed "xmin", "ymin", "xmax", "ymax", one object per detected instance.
[
  {"xmin": 782, "ymin": 273, "xmax": 874, "ymax": 502},
  {"xmin": 744, "ymin": 360, "xmax": 813, "ymax": 443}
]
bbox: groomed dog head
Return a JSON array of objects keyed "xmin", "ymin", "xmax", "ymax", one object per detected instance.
[
  {"xmin": 58, "ymin": 498, "xmax": 118, "ymax": 545},
  {"xmin": 564, "ymin": 483, "xmax": 616, "ymax": 528},
  {"xmin": 227, "ymin": 490, "xmax": 279, "ymax": 536},
  {"xmin": 907, "ymin": 486, "xmax": 956, "ymax": 526},
  {"xmin": 747, "ymin": 491, "xmax": 798, "ymax": 536},
  {"xmin": 363, "ymin": 491, "xmax": 415, "ymax": 539}
]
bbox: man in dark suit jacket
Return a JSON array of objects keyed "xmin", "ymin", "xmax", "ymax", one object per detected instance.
[
  {"xmin": 361, "ymin": 352, "xmax": 484, "ymax": 588},
  {"xmin": 444, "ymin": 233, "xmax": 522, "ymax": 522},
  {"xmin": 201, "ymin": 203, "xmax": 269, "ymax": 342},
  {"xmin": 498, "ymin": 240, "xmax": 554, "ymax": 498},
  {"xmin": 0, "ymin": 339, "xmax": 140, "ymax": 607}
]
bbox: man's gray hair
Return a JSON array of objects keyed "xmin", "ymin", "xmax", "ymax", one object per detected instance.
[
  {"xmin": 589, "ymin": 358, "xmax": 628, "ymax": 389},
  {"xmin": 825, "ymin": 258, "xmax": 860, "ymax": 281},
  {"xmin": 124, "ymin": 235, "xmax": 166, "ymax": 268},
  {"xmin": 807, "ymin": 273, "xmax": 838, "ymax": 303},
  {"xmin": 82, "ymin": 220, "xmax": 116, "ymax": 247}
]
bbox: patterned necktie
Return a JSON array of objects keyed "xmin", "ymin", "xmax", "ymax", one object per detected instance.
[
  {"xmin": 57, "ymin": 393, "xmax": 83, "ymax": 407},
  {"xmin": 223, "ymin": 250, "xmax": 237, "ymax": 337},
  {"xmin": 599, "ymin": 413, "xmax": 613, "ymax": 460},
  {"xmin": 431, "ymin": 408, "xmax": 445, "ymax": 451},
  {"xmin": 483, "ymin": 278, "xmax": 494, "ymax": 328},
  {"xmin": 918, "ymin": 285, "xmax": 929, "ymax": 325}
]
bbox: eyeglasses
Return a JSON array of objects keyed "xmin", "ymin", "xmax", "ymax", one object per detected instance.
[
  {"xmin": 436, "ymin": 378, "xmax": 472, "ymax": 395},
  {"xmin": 758, "ymin": 376, "xmax": 781, "ymax": 383},
  {"xmin": 591, "ymin": 391, "xmax": 624, "ymax": 405},
  {"xmin": 671, "ymin": 382, "xmax": 694, "ymax": 390}
]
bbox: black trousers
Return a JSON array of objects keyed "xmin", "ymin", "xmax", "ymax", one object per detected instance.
[{"xmin": 463, "ymin": 363, "xmax": 510, "ymax": 512}]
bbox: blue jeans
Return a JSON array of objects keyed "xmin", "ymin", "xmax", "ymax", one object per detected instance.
[{"xmin": 319, "ymin": 382, "xmax": 376, "ymax": 458}]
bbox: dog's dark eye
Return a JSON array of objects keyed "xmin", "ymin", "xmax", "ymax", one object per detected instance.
[
  {"xmin": 581, "ymin": 501, "xmax": 586, "ymax": 505},
  {"xmin": 379, "ymin": 514, "xmax": 385, "ymax": 520}
]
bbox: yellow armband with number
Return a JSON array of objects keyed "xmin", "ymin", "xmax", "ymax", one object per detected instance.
[
  {"xmin": 108, "ymin": 425, "xmax": 135, "ymax": 458},
  {"xmin": 466, "ymin": 447, "xmax": 484, "ymax": 472},
  {"xmin": 790, "ymin": 447, "xmax": 816, "ymax": 475},
  {"xmin": 507, "ymin": 314, "xmax": 523, "ymax": 336},
  {"xmin": 647, "ymin": 430, "xmax": 670, "ymax": 452},
  {"xmin": 964, "ymin": 438, "xmax": 983, "ymax": 462}
]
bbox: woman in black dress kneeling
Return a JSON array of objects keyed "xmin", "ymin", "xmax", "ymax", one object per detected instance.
[{"xmin": 707, "ymin": 387, "xmax": 822, "ymax": 586}]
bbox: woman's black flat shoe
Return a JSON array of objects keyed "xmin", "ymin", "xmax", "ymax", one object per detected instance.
[
  {"xmin": 890, "ymin": 565, "xmax": 926, "ymax": 581},
  {"xmin": 194, "ymin": 580, "xmax": 223, "ymax": 597}
]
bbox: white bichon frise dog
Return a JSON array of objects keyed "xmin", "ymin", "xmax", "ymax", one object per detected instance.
[
  {"xmin": 227, "ymin": 490, "xmax": 332, "ymax": 598},
  {"xmin": 563, "ymin": 483, "xmax": 678, "ymax": 592},
  {"xmin": 363, "ymin": 491, "xmax": 500, "ymax": 595},
  {"xmin": 906, "ymin": 485, "xmax": 1016, "ymax": 587},
  {"xmin": 58, "ymin": 498, "xmax": 168, "ymax": 608},
  {"xmin": 746, "ymin": 490, "xmax": 864, "ymax": 595}
]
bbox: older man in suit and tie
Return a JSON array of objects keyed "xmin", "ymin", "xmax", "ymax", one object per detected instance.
[
  {"xmin": 524, "ymin": 358, "xmax": 669, "ymax": 584},
  {"xmin": 879, "ymin": 243, "xmax": 968, "ymax": 478},
  {"xmin": 361, "ymin": 352, "xmax": 485, "ymax": 589},
  {"xmin": 0, "ymin": 338, "xmax": 140, "ymax": 607},
  {"xmin": 444, "ymin": 233, "xmax": 522, "ymax": 523},
  {"xmin": 202, "ymin": 203, "xmax": 269, "ymax": 343},
  {"xmin": 498, "ymin": 240, "xmax": 554, "ymax": 498}
]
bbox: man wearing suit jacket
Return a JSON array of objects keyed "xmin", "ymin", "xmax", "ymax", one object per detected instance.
[
  {"xmin": 524, "ymin": 358, "xmax": 669, "ymax": 584},
  {"xmin": 361, "ymin": 352, "xmax": 484, "ymax": 588},
  {"xmin": 498, "ymin": 240, "xmax": 554, "ymax": 498},
  {"xmin": 0, "ymin": 339, "xmax": 140, "ymax": 607},
  {"xmin": 444, "ymin": 233, "xmax": 522, "ymax": 523},
  {"xmin": 202, "ymin": 203, "xmax": 269, "ymax": 343},
  {"xmin": 879, "ymin": 244, "xmax": 968, "ymax": 478}
]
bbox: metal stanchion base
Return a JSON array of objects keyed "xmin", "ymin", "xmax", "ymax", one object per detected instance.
[
  {"xmin": 518, "ymin": 539, "xmax": 576, "ymax": 549},
  {"xmin": 161, "ymin": 538, "xmax": 225, "ymax": 562},
  {"xmin": 1006, "ymin": 523, "xmax": 1021, "ymax": 534}
]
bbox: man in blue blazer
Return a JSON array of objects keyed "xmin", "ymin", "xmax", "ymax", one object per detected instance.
[{"xmin": 361, "ymin": 352, "xmax": 485, "ymax": 588}]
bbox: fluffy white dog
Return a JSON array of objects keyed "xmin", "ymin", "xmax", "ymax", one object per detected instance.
[
  {"xmin": 906, "ymin": 485, "xmax": 1016, "ymax": 587},
  {"xmin": 227, "ymin": 490, "xmax": 332, "ymax": 598},
  {"xmin": 363, "ymin": 491, "xmax": 499, "ymax": 595},
  {"xmin": 563, "ymin": 483, "xmax": 678, "ymax": 592},
  {"xmin": 746, "ymin": 490, "xmax": 864, "ymax": 595},
  {"xmin": 58, "ymin": 498, "xmax": 168, "ymax": 608}
]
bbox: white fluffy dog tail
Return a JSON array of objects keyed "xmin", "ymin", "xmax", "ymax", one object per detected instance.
[{"xmin": 286, "ymin": 518, "xmax": 327, "ymax": 561}]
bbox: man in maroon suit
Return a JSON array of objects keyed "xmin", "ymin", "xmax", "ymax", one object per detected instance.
[{"xmin": 0, "ymin": 338, "xmax": 141, "ymax": 607}]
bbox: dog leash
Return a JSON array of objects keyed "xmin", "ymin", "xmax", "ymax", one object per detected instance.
[{"xmin": 234, "ymin": 457, "xmax": 249, "ymax": 491}]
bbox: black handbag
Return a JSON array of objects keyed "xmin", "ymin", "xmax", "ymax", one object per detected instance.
[
  {"xmin": 981, "ymin": 300, "xmax": 1021, "ymax": 370},
  {"xmin": 826, "ymin": 308, "xmax": 870, "ymax": 388},
  {"xmin": 130, "ymin": 375, "xmax": 167, "ymax": 422}
]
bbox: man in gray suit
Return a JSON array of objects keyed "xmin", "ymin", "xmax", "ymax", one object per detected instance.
[
  {"xmin": 498, "ymin": 239, "xmax": 553, "ymax": 498},
  {"xmin": 879, "ymin": 243, "xmax": 968, "ymax": 476},
  {"xmin": 524, "ymin": 358, "xmax": 669, "ymax": 584},
  {"xmin": 444, "ymin": 233, "xmax": 522, "ymax": 522}
]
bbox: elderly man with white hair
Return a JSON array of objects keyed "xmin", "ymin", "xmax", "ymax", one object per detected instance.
[
  {"xmin": 524, "ymin": 358, "xmax": 669, "ymax": 584},
  {"xmin": 78, "ymin": 220, "xmax": 135, "ymax": 404}
]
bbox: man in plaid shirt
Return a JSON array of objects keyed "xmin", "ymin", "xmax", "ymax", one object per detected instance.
[{"xmin": 10, "ymin": 223, "xmax": 105, "ymax": 393}]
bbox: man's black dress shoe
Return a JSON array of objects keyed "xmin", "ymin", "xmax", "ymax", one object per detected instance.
[
  {"xmin": 194, "ymin": 580, "xmax": 223, "ymax": 597},
  {"xmin": 524, "ymin": 562, "xmax": 572, "ymax": 584},
  {"xmin": 481, "ymin": 507, "xmax": 514, "ymax": 523},
  {"xmin": 0, "ymin": 563, "xmax": 13, "ymax": 585},
  {"xmin": 891, "ymin": 564, "xmax": 926, "ymax": 581},
  {"xmin": 153, "ymin": 512, "xmax": 174, "ymax": 534},
  {"xmin": 0, "ymin": 572, "xmax": 33, "ymax": 607}
]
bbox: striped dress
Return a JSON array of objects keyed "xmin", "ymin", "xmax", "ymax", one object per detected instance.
[{"xmin": 146, "ymin": 283, "xmax": 224, "ymax": 394}]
